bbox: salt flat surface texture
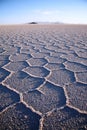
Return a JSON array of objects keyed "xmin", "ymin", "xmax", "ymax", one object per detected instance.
[{"xmin": 0, "ymin": 24, "xmax": 87, "ymax": 130}]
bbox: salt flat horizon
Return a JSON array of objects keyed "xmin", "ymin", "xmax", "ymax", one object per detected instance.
[
  {"xmin": 0, "ymin": 22, "xmax": 87, "ymax": 26},
  {"xmin": 0, "ymin": 24, "xmax": 87, "ymax": 130}
]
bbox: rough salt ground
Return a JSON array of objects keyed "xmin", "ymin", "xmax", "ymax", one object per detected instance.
[{"xmin": 0, "ymin": 24, "xmax": 87, "ymax": 130}]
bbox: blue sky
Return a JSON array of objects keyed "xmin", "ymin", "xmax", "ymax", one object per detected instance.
[{"xmin": 0, "ymin": 0, "xmax": 87, "ymax": 24}]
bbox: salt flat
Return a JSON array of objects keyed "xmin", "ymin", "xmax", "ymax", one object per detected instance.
[{"xmin": 0, "ymin": 24, "xmax": 87, "ymax": 130}]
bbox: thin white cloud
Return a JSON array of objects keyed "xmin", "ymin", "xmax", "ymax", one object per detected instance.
[
  {"xmin": 31, "ymin": 9, "xmax": 63, "ymax": 22},
  {"xmin": 33, "ymin": 10, "xmax": 60, "ymax": 15},
  {"xmin": 42, "ymin": 11, "xmax": 53, "ymax": 15}
]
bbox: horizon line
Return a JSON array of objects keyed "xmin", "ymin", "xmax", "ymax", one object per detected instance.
[{"xmin": 0, "ymin": 21, "xmax": 87, "ymax": 26}]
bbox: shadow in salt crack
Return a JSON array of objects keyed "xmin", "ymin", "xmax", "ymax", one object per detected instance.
[
  {"xmin": 42, "ymin": 106, "xmax": 87, "ymax": 130},
  {"xmin": 23, "ymin": 81, "xmax": 66, "ymax": 114},
  {"xmin": 64, "ymin": 61, "xmax": 87, "ymax": 72},
  {"xmin": 4, "ymin": 61, "xmax": 29, "ymax": 72},
  {"xmin": 0, "ymin": 60, "xmax": 10, "ymax": 68},
  {"xmin": 0, "ymin": 55, "xmax": 10, "ymax": 61},
  {"xmin": 65, "ymin": 82, "xmax": 87, "ymax": 111},
  {"xmin": 0, "ymin": 48, "xmax": 5, "ymax": 54},
  {"xmin": 28, "ymin": 58, "xmax": 48, "ymax": 67},
  {"xmin": 0, "ymin": 84, "xmax": 20, "ymax": 112},
  {"xmin": 0, "ymin": 68, "xmax": 10, "ymax": 82},
  {"xmin": 24, "ymin": 66, "xmax": 50, "ymax": 78},
  {"xmin": 47, "ymin": 69, "xmax": 75, "ymax": 86},
  {"xmin": 10, "ymin": 53, "xmax": 32, "ymax": 62},
  {"xmin": 0, "ymin": 103, "xmax": 41, "ymax": 130},
  {"xmin": 4, "ymin": 71, "xmax": 45, "ymax": 93}
]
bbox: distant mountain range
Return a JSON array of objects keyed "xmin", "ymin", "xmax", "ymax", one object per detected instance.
[{"xmin": 27, "ymin": 22, "xmax": 64, "ymax": 24}]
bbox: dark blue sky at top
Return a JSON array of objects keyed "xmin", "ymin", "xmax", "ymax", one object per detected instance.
[{"xmin": 0, "ymin": 0, "xmax": 87, "ymax": 24}]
